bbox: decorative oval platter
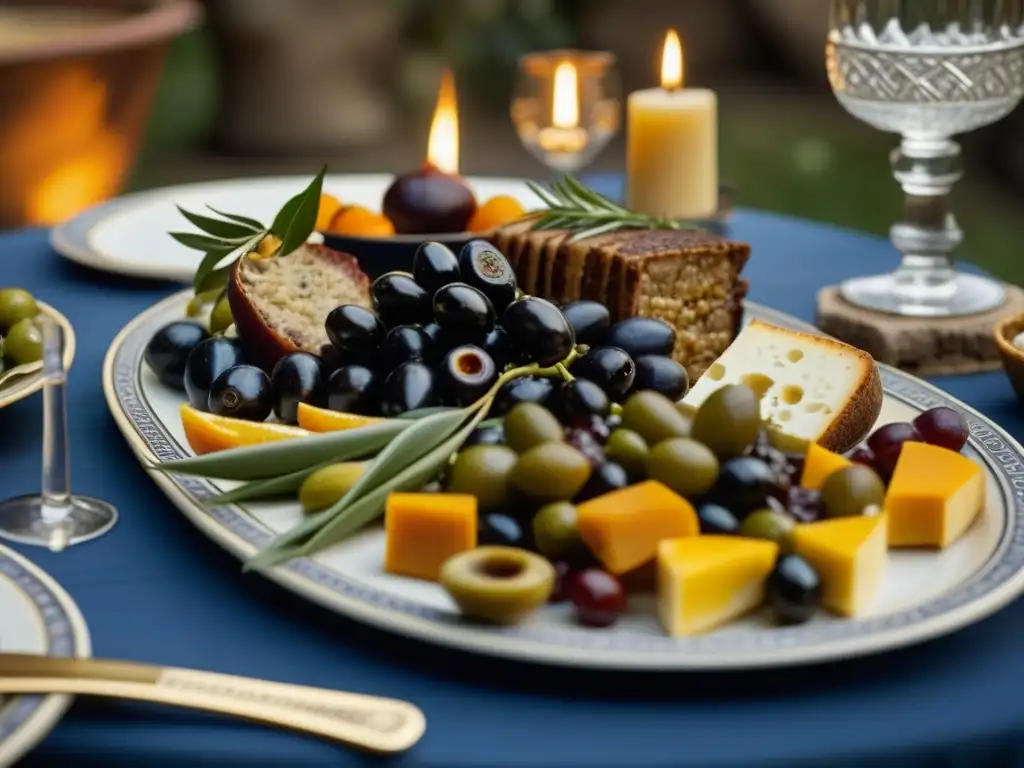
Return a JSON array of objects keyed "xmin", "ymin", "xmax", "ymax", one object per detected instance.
[
  {"xmin": 102, "ymin": 289, "xmax": 1024, "ymax": 670},
  {"xmin": 0, "ymin": 303, "xmax": 75, "ymax": 411},
  {"xmin": 0, "ymin": 543, "xmax": 90, "ymax": 767}
]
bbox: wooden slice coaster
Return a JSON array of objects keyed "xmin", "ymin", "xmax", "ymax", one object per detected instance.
[{"xmin": 815, "ymin": 284, "xmax": 1024, "ymax": 376}]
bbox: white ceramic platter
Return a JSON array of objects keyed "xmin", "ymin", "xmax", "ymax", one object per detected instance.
[
  {"xmin": 0, "ymin": 544, "xmax": 90, "ymax": 767},
  {"xmin": 103, "ymin": 291, "xmax": 1024, "ymax": 670},
  {"xmin": 0, "ymin": 304, "xmax": 76, "ymax": 411},
  {"xmin": 51, "ymin": 175, "xmax": 541, "ymax": 282}
]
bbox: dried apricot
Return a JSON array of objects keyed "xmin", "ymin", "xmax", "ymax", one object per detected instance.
[
  {"xmin": 328, "ymin": 205, "xmax": 396, "ymax": 237},
  {"xmin": 316, "ymin": 193, "xmax": 343, "ymax": 231},
  {"xmin": 468, "ymin": 195, "xmax": 527, "ymax": 233}
]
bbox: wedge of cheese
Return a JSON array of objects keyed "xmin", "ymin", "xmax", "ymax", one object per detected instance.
[
  {"xmin": 884, "ymin": 441, "xmax": 984, "ymax": 549},
  {"xmin": 791, "ymin": 514, "xmax": 887, "ymax": 617},
  {"xmin": 682, "ymin": 320, "xmax": 883, "ymax": 454},
  {"xmin": 656, "ymin": 536, "xmax": 778, "ymax": 636},
  {"xmin": 800, "ymin": 442, "xmax": 852, "ymax": 491}
]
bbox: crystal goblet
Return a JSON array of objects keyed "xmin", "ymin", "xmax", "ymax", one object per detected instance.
[{"xmin": 826, "ymin": 0, "xmax": 1024, "ymax": 316}]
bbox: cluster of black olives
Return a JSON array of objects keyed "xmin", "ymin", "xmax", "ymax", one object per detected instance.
[
  {"xmin": 321, "ymin": 240, "xmax": 579, "ymax": 417},
  {"xmin": 144, "ymin": 322, "xmax": 329, "ymax": 424}
]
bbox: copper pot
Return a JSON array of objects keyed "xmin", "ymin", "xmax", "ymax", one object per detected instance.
[{"xmin": 0, "ymin": 0, "xmax": 201, "ymax": 229}]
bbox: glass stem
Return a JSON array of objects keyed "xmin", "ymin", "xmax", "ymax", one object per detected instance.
[
  {"xmin": 40, "ymin": 319, "xmax": 71, "ymax": 523},
  {"xmin": 888, "ymin": 136, "xmax": 963, "ymax": 305}
]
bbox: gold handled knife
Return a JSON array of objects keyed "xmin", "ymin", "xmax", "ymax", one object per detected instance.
[{"xmin": 0, "ymin": 654, "xmax": 425, "ymax": 754}]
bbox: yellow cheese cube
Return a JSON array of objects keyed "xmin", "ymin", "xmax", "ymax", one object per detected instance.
[
  {"xmin": 883, "ymin": 441, "xmax": 984, "ymax": 549},
  {"xmin": 656, "ymin": 536, "xmax": 778, "ymax": 636},
  {"xmin": 800, "ymin": 442, "xmax": 852, "ymax": 491},
  {"xmin": 792, "ymin": 514, "xmax": 887, "ymax": 617},
  {"xmin": 384, "ymin": 493, "xmax": 477, "ymax": 581},
  {"xmin": 577, "ymin": 480, "xmax": 698, "ymax": 575}
]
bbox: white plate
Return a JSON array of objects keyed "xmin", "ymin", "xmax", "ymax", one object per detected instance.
[
  {"xmin": 51, "ymin": 174, "xmax": 540, "ymax": 283},
  {"xmin": 103, "ymin": 292, "xmax": 1024, "ymax": 670},
  {"xmin": 0, "ymin": 544, "xmax": 90, "ymax": 767}
]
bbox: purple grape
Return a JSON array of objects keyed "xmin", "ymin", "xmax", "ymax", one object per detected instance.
[
  {"xmin": 867, "ymin": 422, "xmax": 922, "ymax": 479},
  {"xmin": 913, "ymin": 406, "xmax": 969, "ymax": 453}
]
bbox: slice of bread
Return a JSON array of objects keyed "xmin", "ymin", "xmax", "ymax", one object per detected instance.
[
  {"xmin": 681, "ymin": 319, "xmax": 883, "ymax": 453},
  {"xmin": 228, "ymin": 243, "xmax": 371, "ymax": 372}
]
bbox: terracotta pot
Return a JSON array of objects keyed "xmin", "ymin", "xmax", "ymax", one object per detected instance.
[{"xmin": 0, "ymin": 0, "xmax": 201, "ymax": 229}]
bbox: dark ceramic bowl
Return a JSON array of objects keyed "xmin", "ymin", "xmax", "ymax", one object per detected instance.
[{"xmin": 0, "ymin": 0, "xmax": 201, "ymax": 228}]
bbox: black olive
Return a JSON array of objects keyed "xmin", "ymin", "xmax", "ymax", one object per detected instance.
[
  {"xmin": 696, "ymin": 503, "xmax": 740, "ymax": 535},
  {"xmin": 630, "ymin": 355, "xmax": 689, "ymax": 401},
  {"xmin": 433, "ymin": 283, "xmax": 495, "ymax": 336},
  {"xmin": 463, "ymin": 423, "xmax": 506, "ymax": 448},
  {"xmin": 502, "ymin": 297, "xmax": 575, "ymax": 367},
  {"xmin": 458, "ymin": 240, "xmax": 517, "ymax": 313},
  {"xmin": 208, "ymin": 365, "xmax": 273, "ymax": 422},
  {"xmin": 325, "ymin": 305, "xmax": 386, "ymax": 357},
  {"xmin": 270, "ymin": 352, "xmax": 326, "ymax": 423},
  {"xmin": 766, "ymin": 554, "xmax": 822, "ymax": 625},
  {"xmin": 575, "ymin": 461, "xmax": 629, "ymax": 502},
  {"xmin": 371, "ymin": 271, "xmax": 432, "ymax": 328},
  {"xmin": 560, "ymin": 301, "xmax": 610, "ymax": 347},
  {"xmin": 479, "ymin": 512, "xmax": 529, "ymax": 548},
  {"xmin": 383, "ymin": 169, "xmax": 476, "ymax": 235},
  {"xmin": 569, "ymin": 346, "xmax": 635, "ymax": 401},
  {"xmin": 412, "ymin": 241, "xmax": 461, "ymax": 294},
  {"xmin": 712, "ymin": 457, "xmax": 779, "ymax": 517},
  {"xmin": 380, "ymin": 361, "xmax": 441, "ymax": 416},
  {"xmin": 144, "ymin": 321, "xmax": 209, "ymax": 390},
  {"xmin": 183, "ymin": 337, "xmax": 246, "ymax": 411},
  {"xmin": 604, "ymin": 318, "xmax": 676, "ymax": 359},
  {"xmin": 489, "ymin": 375, "xmax": 556, "ymax": 417},
  {"xmin": 482, "ymin": 326, "xmax": 515, "ymax": 370},
  {"xmin": 383, "ymin": 325, "xmax": 433, "ymax": 368},
  {"xmin": 327, "ymin": 364, "xmax": 378, "ymax": 414},
  {"xmin": 552, "ymin": 379, "xmax": 610, "ymax": 423},
  {"xmin": 440, "ymin": 345, "xmax": 498, "ymax": 406}
]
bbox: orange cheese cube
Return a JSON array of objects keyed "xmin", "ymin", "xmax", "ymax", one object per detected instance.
[
  {"xmin": 384, "ymin": 493, "xmax": 477, "ymax": 581},
  {"xmin": 576, "ymin": 480, "xmax": 698, "ymax": 575},
  {"xmin": 800, "ymin": 442, "xmax": 852, "ymax": 491},
  {"xmin": 884, "ymin": 441, "xmax": 984, "ymax": 549}
]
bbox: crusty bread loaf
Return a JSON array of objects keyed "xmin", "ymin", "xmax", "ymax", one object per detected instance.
[
  {"xmin": 489, "ymin": 225, "xmax": 750, "ymax": 381},
  {"xmin": 227, "ymin": 243, "xmax": 371, "ymax": 371}
]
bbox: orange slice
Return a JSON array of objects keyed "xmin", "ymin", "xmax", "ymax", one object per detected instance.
[
  {"xmin": 180, "ymin": 404, "xmax": 309, "ymax": 455},
  {"xmin": 296, "ymin": 403, "xmax": 386, "ymax": 433}
]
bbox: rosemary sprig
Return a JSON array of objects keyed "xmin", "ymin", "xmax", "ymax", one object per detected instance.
[
  {"xmin": 526, "ymin": 175, "xmax": 701, "ymax": 242},
  {"xmin": 169, "ymin": 166, "xmax": 327, "ymax": 298}
]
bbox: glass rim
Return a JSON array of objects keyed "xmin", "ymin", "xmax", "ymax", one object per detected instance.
[{"xmin": 517, "ymin": 49, "xmax": 617, "ymax": 74}]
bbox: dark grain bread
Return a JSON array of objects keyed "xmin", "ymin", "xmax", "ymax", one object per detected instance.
[
  {"xmin": 227, "ymin": 243, "xmax": 371, "ymax": 372},
  {"xmin": 489, "ymin": 226, "xmax": 750, "ymax": 380}
]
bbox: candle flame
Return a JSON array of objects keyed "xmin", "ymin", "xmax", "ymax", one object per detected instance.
[
  {"xmin": 552, "ymin": 61, "xmax": 579, "ymax": 129},
  {"xmin": 426, "ymin": 69, "xmax": 459, "ymax": 175},
  {"xmin": 660, "ymin": 29, "xmax": 683, "ymax": 90}
]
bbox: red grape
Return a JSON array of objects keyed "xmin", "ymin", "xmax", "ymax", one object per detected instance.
[
  {"xmin": 569, "ymin": 414, "xmax": 611, "ymax": 443},
  {"xmin": 565, "ymin": 428, "xmax": 606, "ymax": 467},
  {"xmin": 867, "ymin": 422, "xmax": 921, "ymax": 478},
  {"xmin": 913, "ymin": 406, "xmax": 969, "ymax": 453},
  {"xmin": 569, "ymin": 568, "xmax": 627, "ymax": 627},
  {"xmin": 550, "ymin": 561, "xmax": 574, "ymax": 603},
  {"xmin": 847, "ymin": 445, "xmax": 875, "ymax": 467}
]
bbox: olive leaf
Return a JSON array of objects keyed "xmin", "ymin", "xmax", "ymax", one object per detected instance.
[
  {"xmin": 397, "ymin": 406, "xmax": 462, "ymax": 420},
  {"xmin": 153, "ymin": 419, "xmax": 410, "ymax": 480},
  {"xmin": 177, "ymin": 206, "xmax": 262, "ymax": 239},
  {"xmin": 169, "ymin": 232, "xmax": 246, "ymax": 253},
  {"xmin": 204, "ymin": 461, "xmax": 334, "ymax": 506},
  {"xmin": 271, "ymin": 165, "xmax": 327, "ymax": 256},
  {"xmin": 207, "ymin": 207, "xmax": 266, "ymax": 231}
]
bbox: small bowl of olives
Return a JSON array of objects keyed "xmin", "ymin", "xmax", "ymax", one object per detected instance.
[{"xmin": 993, "ymin": 312, "xmax": 1024, "ymax": 401}]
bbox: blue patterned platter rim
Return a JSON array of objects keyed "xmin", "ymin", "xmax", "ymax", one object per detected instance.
[
  {"xmin": 0, "ymin": 544, "xmax": 90, "ymax": 767},
  {"xmin": 103, "ymin": 290, "xmax": 1024, "ymax": 670}
]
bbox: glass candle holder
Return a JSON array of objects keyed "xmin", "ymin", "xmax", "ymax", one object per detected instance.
[{"xmin": 512, "ymin": 50, "xmax": 621, "ymax": 174}]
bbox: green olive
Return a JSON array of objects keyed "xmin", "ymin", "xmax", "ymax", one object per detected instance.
[
  {"xmin": 620, "ymin": 390, "xmax": 692, "ymax": 445},
  {"xmin": 511, "ymin": 442, "xmax": 591, "ymax": 503},
  {"xmin": 821, "ymin": 465, "xmax": 886, "ymax": 518},
  {"xmin": 4, "ymin": 318, "xmax": 42, "ymax": 366},
  {"xmin": 531, "ymin": 501, "xmax": 586, "ymax": 560},
  {"xmin": 209, "ymin": 295, "xmax": 234, "ymax": 335},
  {"xmin": 298, "ymin": 462, "xmax": 368, "ymax": 512},
  {"xmin": 446, "ymin": 445, "xmax": 518, "ymax": 511},
  {"xmin": 440, "ymin": 546, "xmax": 555, "ymax": 624},
  {"xmin": 605, "ymin": 428, "xmax": 649, "ymax": 480},
  {"xmin": 690, "ymin": 384, "xmax": 761, "ymax": 459},
  {"xmin": 503, "ymin": 402, "xmax": 564, "ymax": 453},
  {"xmin": 0, "ymin": 288, "xmax": 37, "ymax": 333},
  {"xmin": 675, "ymin": 401, "xmax": 698, "ymax": 419},
  {"xmin": 739, "ymin": 507, "xmax": 795, "ymax": 551},
  {"xmin": 645, "ymin": 437, "xmax": 720, "ymax": 497}
]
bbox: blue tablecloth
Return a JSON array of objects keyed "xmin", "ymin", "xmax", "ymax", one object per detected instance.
[{"xmin": 6, "ymin": 175, "xmax": 1024, "ymax": 768}]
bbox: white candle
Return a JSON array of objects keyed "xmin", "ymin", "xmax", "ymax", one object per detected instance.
[{"xmin": 626, "ymin": 30, "xmax": 718, "ymax": 220}]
